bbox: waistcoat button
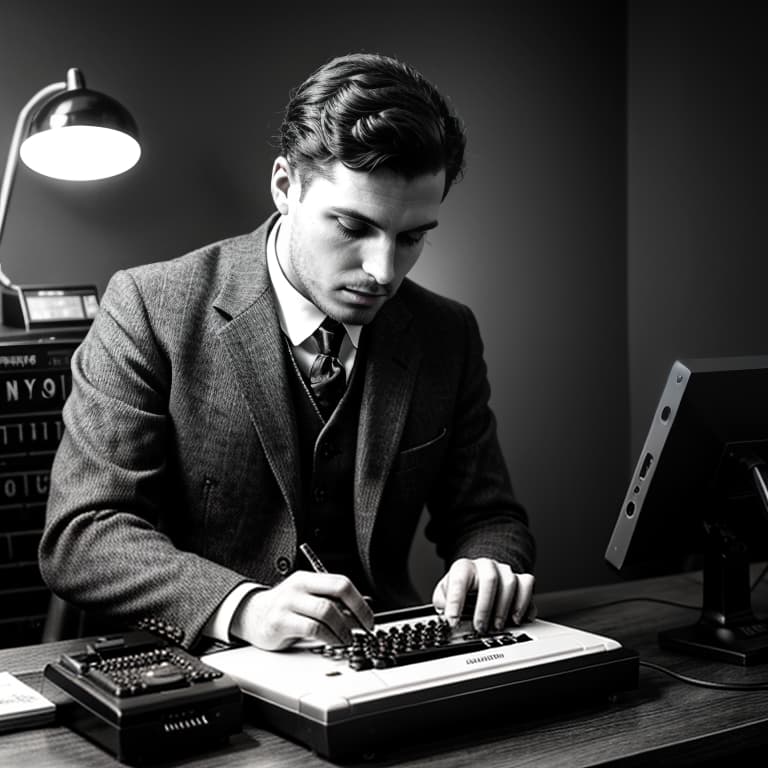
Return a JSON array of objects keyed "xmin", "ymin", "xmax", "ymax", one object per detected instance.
[
  {"xmin": 276, "ymin": 556, "xmax": 291, "ymax": 574},
  {"xmin": 320, "ymin": 443, "xmax": 338, "ymax": 460}
]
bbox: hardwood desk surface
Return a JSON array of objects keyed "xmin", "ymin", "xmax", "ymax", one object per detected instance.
[{"xmin": 2, "ymin": 569, "xmax": 768, "ymax": 767}]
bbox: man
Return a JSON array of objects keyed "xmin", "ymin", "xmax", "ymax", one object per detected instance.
[{"xmin": 39, "ymin": 53, "xmax": 535, "ymax": 652}]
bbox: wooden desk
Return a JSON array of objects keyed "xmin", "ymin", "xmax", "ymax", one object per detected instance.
[{"xmin": 2, "ymin": 569, "xmax": 768, "ymax": 767}]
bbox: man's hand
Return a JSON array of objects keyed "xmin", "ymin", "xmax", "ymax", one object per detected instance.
[
  {"xmin": 432, "ymin": 557, "xmax": 535, "ymax": 633},
  {"xmin": 231, "ymin": 571, "xmax": 375, "ymax": 650}
]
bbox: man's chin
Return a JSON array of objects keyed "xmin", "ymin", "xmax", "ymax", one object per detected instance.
[{"xmin": 334, "ymin": 306, "xmax": 381, "ymax": 326}]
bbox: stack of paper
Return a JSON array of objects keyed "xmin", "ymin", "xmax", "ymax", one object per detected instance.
[{"xmin": 0, "ymin": 672, "xmax": 56, "ymax": 732}]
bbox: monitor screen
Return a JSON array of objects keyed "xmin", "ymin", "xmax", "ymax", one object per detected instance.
[
  {"xmin": 26, "ymin": 294, "xmax": 86, "ymax": 322},
  {"xmin": 606, "ymin": 356, "xmax": 768, "ymax": 664}
]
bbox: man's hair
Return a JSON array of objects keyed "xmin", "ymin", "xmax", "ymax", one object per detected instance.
[{"xmin": 280, "ymin": 53, "xmax": 466, "ymax": 199}]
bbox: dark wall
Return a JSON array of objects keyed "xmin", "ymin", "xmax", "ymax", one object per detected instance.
[
  {"xmin": 628, "ymin": 1, "xmax": 768, "ymax": 456},
  {"xmin": 0, "ymin": 1, "xmax": 628, "ymax": 596}
]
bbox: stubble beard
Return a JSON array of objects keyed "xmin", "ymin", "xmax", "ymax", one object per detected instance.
[{"xmin": 287, "ymin": 227, "xmax": 388, "ymax": 326}]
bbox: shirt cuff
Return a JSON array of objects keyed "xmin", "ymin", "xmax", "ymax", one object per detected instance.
[{"xmin": 202, "ymin": 582, "xmax": 264, "ymax": 642}]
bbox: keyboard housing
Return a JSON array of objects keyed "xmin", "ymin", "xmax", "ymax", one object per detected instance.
[{"xmin": 202, "ymin": 605, "xmax": 638, "ymax": 760}]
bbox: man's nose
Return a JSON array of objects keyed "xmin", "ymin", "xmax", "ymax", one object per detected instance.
[{"xmin": 361, "ymin": 239, "xmax": 396, "ymax": 285}]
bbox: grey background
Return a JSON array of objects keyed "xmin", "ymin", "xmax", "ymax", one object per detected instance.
[
  {"xmin": 628, "ymin": 1, "xmax": 768, "ymax": 455},
  {"xmin": 0, "ymin": 0, "xmax": 764, "ymax": 599}
]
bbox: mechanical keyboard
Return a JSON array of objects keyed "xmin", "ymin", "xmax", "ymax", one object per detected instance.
[{"xmin": 202, "ymin": 604, "xmax": 638, "ymax": 760}]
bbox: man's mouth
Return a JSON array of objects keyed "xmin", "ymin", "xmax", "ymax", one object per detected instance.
[
  {"xmin": 344, "ymin": 286, "xmax": 389, "ymax": 297},
  {"xmin": 342, "ymin": 287, "xmax": 389, "ymax": 306}
]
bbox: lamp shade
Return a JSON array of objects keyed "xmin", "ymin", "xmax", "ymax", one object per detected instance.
[{"xmin": 19, "ymin": 79, "xmax": 141, "ymax": 181}]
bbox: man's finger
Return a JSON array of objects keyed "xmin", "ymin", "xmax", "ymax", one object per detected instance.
[
  {"xmin": 510, "ymin": 573, "xmax": 536, "ymax": 624},
  {"xmin": 293, "ymin": 592, "xmax": 352, "ymax": 645},
  {"xmin": 472, "ymin": 558, "xmax": 499, "ymax": 633},
  {"xmin": 291, "ymin": 613, "xmax": 349, "ymax": 647},
  {"xmin": 443, "ymin": 559, "xmax": 474, "ymax": 627},
  {"xmin": 292, "ymin": 571, "xmax": 374, "ymax": 632},
  {"xmin": 492, "ymin": 566, "xmax": 517, "ymax": 631},
  {"xmin": 432, "ymin": 576, "xmax": 448, "ymax": 613},
  {"xmin": 331, "ymin": 575, "xmax": 375, "ymax": 631}
]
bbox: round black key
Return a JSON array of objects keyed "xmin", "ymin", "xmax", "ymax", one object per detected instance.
[{"xmin": 140, "ymin": 663, "xmax": 188, "ymax": 690}]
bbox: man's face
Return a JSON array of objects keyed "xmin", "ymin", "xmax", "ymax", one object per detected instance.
[{"xmin": 272, "ymin": 158, "xmax": 445, "ymax": 325}]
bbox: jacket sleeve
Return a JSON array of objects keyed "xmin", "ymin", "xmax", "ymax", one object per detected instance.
[
  {"xmin": 424, "ymin": 304, "xmax": 536, "ymax": 574},
  {"xmin": 38, "ymin": 269, "xmax": 246, "ymax": 649}
]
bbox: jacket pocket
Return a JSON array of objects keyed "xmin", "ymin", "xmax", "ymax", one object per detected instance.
[
  {"xmin": 399, "ymin": 427, "xmax": 448, "ymax": 456},
  {"xmin": 394, "ymin": 427, "xmax": 448, "ymax": 473}
]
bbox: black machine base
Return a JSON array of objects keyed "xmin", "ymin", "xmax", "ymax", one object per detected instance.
[
  {"xmin": 245, "ymin": 646, "xmax": 639, "ymax": 762},
  {"xmin": 659, "ymin": 619, "xmax": 768, "ymax": 666},
  {"xmin": 43, "ymin": 653, "xmax": 242, "ymax": 765},
  {"xmin": 658, "ymin": 509, "xmax": 768, "ymax": 666}
]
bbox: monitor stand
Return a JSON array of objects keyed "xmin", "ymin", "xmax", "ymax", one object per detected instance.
[{"xmin": 659, "ymin": 522, "xmax": 768, "ymax": 665}]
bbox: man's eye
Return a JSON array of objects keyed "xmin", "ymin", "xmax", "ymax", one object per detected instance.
[
  {"xmin": 398, "ymin": 231, "xmax": 427, "ymax": 247},
  {"xmin": 335, "ymin": 219, "xmax": 366, "ymax": 240}
]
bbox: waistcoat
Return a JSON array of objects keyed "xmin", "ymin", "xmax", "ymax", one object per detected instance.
[{"xmin": 283, "ymin": 337, "xmax": 372, "ymax": 593}]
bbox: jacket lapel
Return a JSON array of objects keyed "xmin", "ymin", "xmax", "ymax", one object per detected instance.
[
  {"xmin": 210, "ymin": 217, "xmax": 423, "ymax": 572},
  {"xmin": 355, "ymin": 293, "xmax": 422, "ymax": 576},
  {"xmin": 213, "ymin": 216, "xmax": 302, "ymax": 524}
]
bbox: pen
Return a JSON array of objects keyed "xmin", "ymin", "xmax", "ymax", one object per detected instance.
[
  {"xmin": 299, "ymin": 542, "xmax": 375, "ymax": 637},
  {"xmin": 299, "ymin": 542, "xmax": 330, "ymax": 574}
]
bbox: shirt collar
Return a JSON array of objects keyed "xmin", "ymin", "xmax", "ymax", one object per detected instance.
[{"xmin": 266, "ymin": 218, "xmax": 362, "ymax": 348}]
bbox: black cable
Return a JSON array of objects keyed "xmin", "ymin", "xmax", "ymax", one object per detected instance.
[
  {"xmin": 590, "ymin": 596, "xmax": 700, "ymax": 611},
  {"xmin": 548, "ymin": 562, "xmax": 768, "ymax": 617},
  {"xmin": 550, "ymin": 596, "xmax": 768, "ymax": 691},
  {"xmin": 639, "ymin": 660, "xmax": 768, "ymax": 691},
  {"xmin": 548, "ymin": 595, "xmax": 699, "ymax": 622}
]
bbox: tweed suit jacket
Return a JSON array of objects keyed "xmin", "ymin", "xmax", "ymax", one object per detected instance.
[{"xmin": 39, "ymin": 214, "xmax": 534, "ymax": 648}]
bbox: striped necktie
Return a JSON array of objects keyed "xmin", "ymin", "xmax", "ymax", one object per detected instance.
[{"xmin": 309, "ymin": 317, "xmax": 347, "ymax": 417}]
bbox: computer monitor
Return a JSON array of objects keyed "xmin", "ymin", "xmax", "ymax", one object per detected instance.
[{"xmin": 606, "ymin": 356, "xmax": 768, "ymax": 665}]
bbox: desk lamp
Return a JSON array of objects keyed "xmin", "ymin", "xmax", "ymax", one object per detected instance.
[{"xmin": 0, "ymin": 67, "xmax": 140, "ymax": 331}]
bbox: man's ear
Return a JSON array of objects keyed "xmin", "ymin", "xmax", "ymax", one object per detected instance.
[{"xmin": 271, "ymin": 156, "xmax": 297, "ymax": 215}]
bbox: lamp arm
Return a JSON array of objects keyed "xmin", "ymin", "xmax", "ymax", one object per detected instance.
[{"xmin": 0, "ymin": 80, "xmax": 66, "ymax": 289}]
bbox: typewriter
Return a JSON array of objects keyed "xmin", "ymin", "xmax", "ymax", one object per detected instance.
[{"xmin": 203, "ymin": 605, "xmax": 638, "ymax": 760}]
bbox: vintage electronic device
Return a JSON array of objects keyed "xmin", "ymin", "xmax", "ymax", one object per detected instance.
[
  {"xmin": 1, "ymin": 284, "xmax": 99, "ymax": 331},
  {"xmin": 203, "ymin": 605, "xmax": 638, "ymax": 761},
  {"xmin": 0, "ymin": 331, "xmax": 85, "ymax": 647},
  {"xmin": 43, "ymin": 630, "xmax": 243, "ymax": 764},
  {"xmin": 606, "ymin": 356, "xmax": 768, "ymax": 664}
]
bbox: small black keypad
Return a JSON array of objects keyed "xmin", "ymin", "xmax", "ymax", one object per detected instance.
[{"xmin": 63, "ymin": 645, "xmax": 224, "ymax": 698}]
